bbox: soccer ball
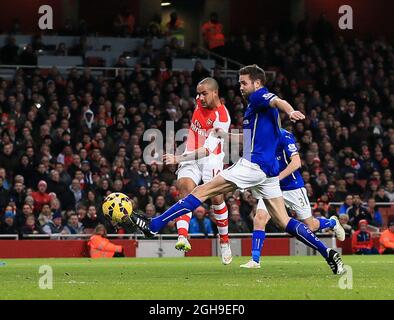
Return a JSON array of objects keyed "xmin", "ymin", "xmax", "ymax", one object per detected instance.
[{"xmin": 102, "ymin": 192, "xmax": 133, "ymax": 223}]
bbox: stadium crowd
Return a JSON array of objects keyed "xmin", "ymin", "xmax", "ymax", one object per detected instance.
[{"xmin": 0, "ymin": 15, "xmax": 393, "ymax": 242}]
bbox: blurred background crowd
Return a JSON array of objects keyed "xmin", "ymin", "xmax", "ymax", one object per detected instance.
[{"xmin": 0, "ymin": 5, "xmax": 393, "ymax": 243}]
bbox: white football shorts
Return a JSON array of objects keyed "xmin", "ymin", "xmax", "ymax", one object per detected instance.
[
  {"xmin": 256, "ymin": 187, "xmax": 312, "ymax": 220},
  {"xmin": 177, "ymin": 153, "xmax": 225, "ymax": 185},
  {"xmin": 219, "ymin": 158, "xmax": 282, "ymax": 199}
]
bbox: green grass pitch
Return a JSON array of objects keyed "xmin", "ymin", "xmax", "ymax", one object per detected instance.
[{"xmin": 0, "ymin": 256, "xmax": 393, "ymax": 299}]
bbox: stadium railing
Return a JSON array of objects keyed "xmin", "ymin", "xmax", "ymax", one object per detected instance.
[
  {"xmin": 0, "ymin": 64, "xmax": 276, "ymax": 83},
  {"xmin": 0, "ymin": 234, "xmax": 19, "ymax": 240},
  {"xmin": 198, "ymin": 46, "xmax": 244, "ymax": 72}
]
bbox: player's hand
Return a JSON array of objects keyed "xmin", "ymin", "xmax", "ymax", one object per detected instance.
[
  {"xmin": 163, "ymin": 154, "xmax": 179, "ymax": 165},
  {"xmin": 289, "ymin": 111, "xmax": 305, "ymax": 122}
]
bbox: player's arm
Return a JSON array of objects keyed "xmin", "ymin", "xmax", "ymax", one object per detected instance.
[
  {"xmin": 278, "ymin": 153, "xmax": 301, "ymax": 181},
  {"xmin": 270, "ymin": 98, "xmax": 305, "ymax": 122},
  {"xmin": 163, "ymin": 147, "xmax": 209, "ymax": 165}
]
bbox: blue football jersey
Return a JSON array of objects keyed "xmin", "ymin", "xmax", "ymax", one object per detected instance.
[
  {"xmin": 276, "ymin": 129, "xmax": 305, "ymax": 190},
  {"xmin": 243, "ymin": 87, "xmax": 281, "ymax": 177}
]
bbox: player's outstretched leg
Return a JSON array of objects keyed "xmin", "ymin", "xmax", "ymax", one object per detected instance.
[
  {"xmin": 174, "ymin": 177, "xmax": 196, "ymax": 251},
  {"xmin": 265, "ymin": 197, "xmax": 345, "ymax": 275},
  {"xmin": 130, "ymin": 175, "xmax": 236, "ymax": 236}
]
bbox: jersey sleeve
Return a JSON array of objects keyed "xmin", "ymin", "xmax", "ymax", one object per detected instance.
[
  {"xmin": 249, "ymin": 90, "xmax": 278, "ymax": 111},
  {"xmin": 212, "ymin": 106, "xmax": 230, "ymax": 132},
  {"xmin": 283, "ymin": 133, "xmax": 299, "ymax": 158},
  {"xmin": 203, "ymin": 132, "xmax": 221, "ymax": 153}
]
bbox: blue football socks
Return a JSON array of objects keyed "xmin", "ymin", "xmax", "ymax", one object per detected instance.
[
  {"xmin": 252, "ymin": 230, "xmax": 266, "ymax": 263},
  {"xmin": 317, "ymin": 217, "xmax": 336, "ymax": 230},
  {"xmin": 285, "ymin": 218, "xmax": 329, "ymax": 258},
  {"xmin": 150, "ymin": 194, "xmax": 202, "ymax": 233}
]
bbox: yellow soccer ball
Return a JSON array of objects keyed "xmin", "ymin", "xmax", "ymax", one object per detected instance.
[{"xmin": 102, "ymin": 192, "xmax": 133, "ymax": 223}]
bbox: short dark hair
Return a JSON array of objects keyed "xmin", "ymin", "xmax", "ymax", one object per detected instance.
[{"xmin": 239, "ymin": 64, "xmax": 266, "ymax": 85}]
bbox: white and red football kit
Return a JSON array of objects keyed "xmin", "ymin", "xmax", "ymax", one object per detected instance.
[{"xmin": 176, "ymin": 99, "xmax": 231, "ymax": 243}]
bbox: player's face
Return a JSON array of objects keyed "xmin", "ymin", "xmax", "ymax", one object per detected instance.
[
  {"xmin": 239, "ymin": 74, "xmax": 260, "ymax": 98},
  {"xmin": 197, "ymin": 84, "xmax": 217, "ymax": 109}
]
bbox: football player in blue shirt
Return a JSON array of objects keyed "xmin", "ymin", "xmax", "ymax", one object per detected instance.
[
  {"xmin": 129, "ymin": 64, "xmax": 345, "ymax": 275},
  {"xmin": 240, "ymin": 127, "xmax": 345, "ymax": 269}
]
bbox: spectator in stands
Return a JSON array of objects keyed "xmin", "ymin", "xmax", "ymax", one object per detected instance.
[
  {"xmin": 228, "ymin": 207, "xmax": 250, "ymax": 233},
  {"xmin": 82, "ymin": 190, "xmax": 101, "ymax": 209},
  {"xmin": 63, "ymin": 213, "xmax": 84, "ymax": 236},
  {"xmin": 47, "ymin": 170, "xmax": 68, "ymax": 205},
  {"xmin": 31, "ymin": 180, "xmax": 51, "ymax": 214},
  {"xmin": 88, "ymin": 224, "xmax": 124, "ymax": 258},
  {"xmin": 326, "ymin": 184, "xmax": 342, "ymax": 203},
  {"xmin": 364, "ymin": 180, "xmax": 379, "ymax": 200},
  {"xmin": 347, "ymin": 194, "xmax": 373, "ymax": 229},
  {"xmin": 15, "ymin": 203, "xmax": 33, "ymax": 228},
  {"xmin": 344, "ymin": 173, "xmax": 364, "ymax": 195},
  {"xmin": 144, "ymin": 204, "xmax": 157, "ymax": 219},
  {"xmin": 335, "ymin": 179, "xmax": 348, "ymax": 201},
  {"xmin": 191, "ymin": 61, "xmax": 210, "ymax": 86},
  {"xmin": 338, "ymin": 214, "xmax": 352, "ymax": 237},
  {"xmin": 81, "ymin": 205, "xmax": 99, "ymax": 231},
  {"xmin": 9, "ymin": 181, "xmax": 26, "ymax": 210},
  {"xmin": 42, "ymin": 211, "xmax": 64, "ymax": 235},
  {"xmin": 147, "ymin": 14, "xmax": 163, "ymax": 38},
  {"xmin": 312, "ymin": 198, "xmax": 329, "ymax": 218},
  {"xmin": 201, "ymin": 12, "xmax": 225, "ymax": 55},
  {"xmin": 134, "ymin": 186, "xmax": 152, "ymax": 211},
  {"xmin": 366, "ymin": 198, "xmax": 383, "ymax": 228},
  {"xmin": 30, "ymin": 164, "xmax": 48, "ymax": 190},
  {"xmin": 385, "ymin": 181, "xmax": 394, "ymax": 202},
  {"xmin": 165, "ymin": 12, "xmax": 185, "ymax": 47},
  {"xmin": 38, "ymin": 203, "xmax": 53, "ymax": 226},
  {"xmin": 0, "ymin": 210, "xmax": 18, "ymax": 235},
  {"xmin": 154, "ymin": 195, "xmax": 168, "ymax": 215},
  {"xmin": 154, "ymin": 60, "xmax": 171, "ymax": 85},
  {"xmin": 0, "ymin": 144, "xmax": 18, "ymax": 178},
  {"xmin": 379, "ymin": 219, "xmax": 394, "ymax": 254},
  {"xmin": 351, "ymin": 220, "xmax": 378, "ymax": 255},
  {"xmin": 189, "ymin": 206, "xmax": 213, "ymax": 237},
  {"xmin": 375, "ymin": 187, "xmax": 391, "ymax": 204},
  {"xmin": 20, "ymin": 215, "xmax": 43, "ymax": 237},
  {"xmin": 339, "ymin": 195, "xmax": 353, "ymax": 215},
  {"xmin": 0, "ymin": 176, "xmax": 10, "ymax": 213},
  {"xmin": 63, "ymin": 178, "xmax": 83, "ymax": 210},
  {"xmin": 55, "ymin": 162, "xmax": 72, "ymax": 186},
  {"xmin": 1, "ymin": 36, "xmax": 19, "ymax": 64},
  {"xmin": 0, "ymin": 168, "xmax": 11, "ymax": 191}
]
